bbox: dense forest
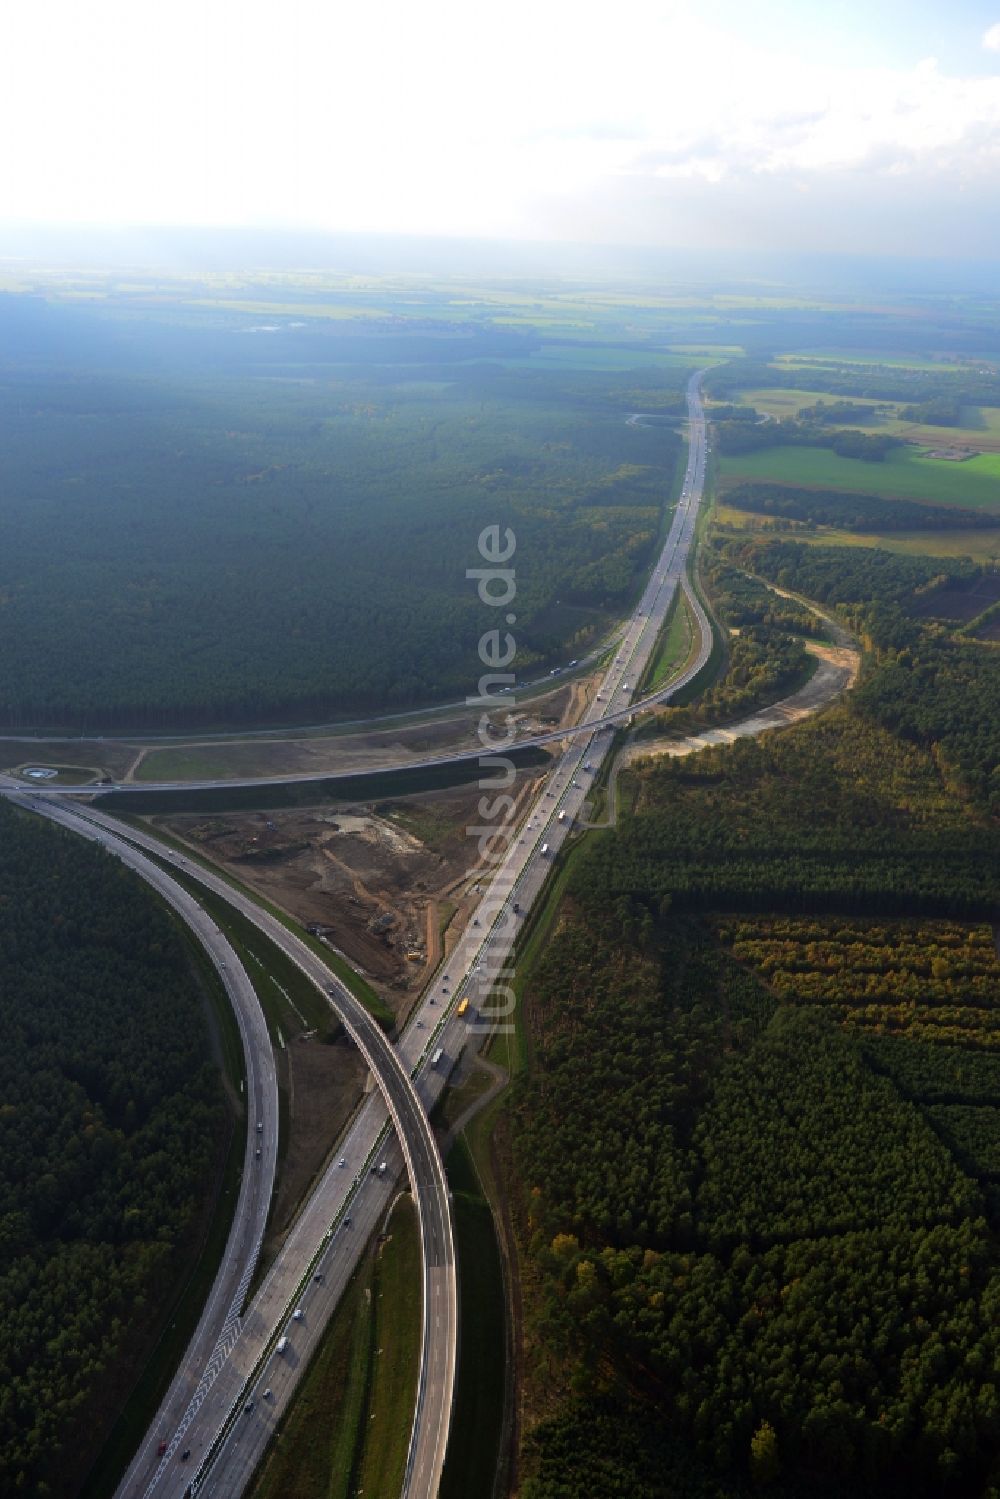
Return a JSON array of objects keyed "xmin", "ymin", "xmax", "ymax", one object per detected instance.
[
  {"xmin": 513, "ymin": 528, "xmax": 1000, "ymax": 1496},
  {"xmin": 0, "ymin": 302, "xmax": 684, "ymax": 730},
  {"xmin": 514, "ymin": 908, "xmax": 1000, "ymax": 1497},
  {"xmin": 578, "ymin": 708, "xmax": 1000, "ymax": 915},
  {"xmin": 713, "ymin": 538, "xmax": 1000, "ymax": 814},
  {"xmin": 714, "ymin": 418, "xmax": 901, "ymax": 462},
  {"xmin": 0, "ymin": 801, "xmax": 230, "ymax": 1496}
]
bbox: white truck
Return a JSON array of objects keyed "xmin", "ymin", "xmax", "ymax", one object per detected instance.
[{"xmin": 541, "ymin": 843, "xmax": 550, "ymax": 856}]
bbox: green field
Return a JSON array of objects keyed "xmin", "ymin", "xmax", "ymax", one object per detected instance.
[
  {"xmin": 719, "ymin": 443, "xmax": 1000, "ymax": 511},
  {"xmin": 640, "ymin": 590, "xmax": 695, "ymax": 692},
  {"xmin": 774, "ymin": 351, "xmax": 972, "ymax": 372},
  {"xmin": 356, "ymin": 1196, "xmax": 422, "ymax": 1498},
  {"xmin": 715, "ymin": 504, "xmax": 1000, "ymax": 562},
  {"xmin": 733, "ymin": 385, "xmax": 1000, "ymax": 451},
  {"xmin": 249, "ymin": 1258, "xmax": 373, "ymax": 1499}
]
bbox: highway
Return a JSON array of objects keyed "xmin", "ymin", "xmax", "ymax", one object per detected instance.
[
  {"xmin": 0, "ymin": 372, "xmax": 711, "ymax": 1499},
  {"xmin": 0, "ymin": 795, "xmax": 280, "ymax": 1492},
  {"xmin": 391, "ymin": 372, "xmax": 712, "ymax": 1048},
  {"xmin": 1, "ymin": 793, "xmax": 457, "ymax": 1499}
]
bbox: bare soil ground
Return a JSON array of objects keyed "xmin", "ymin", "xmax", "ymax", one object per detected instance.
[
  {"xmin": 153, "ymin": 774, "xmax": 545, "ymax": 1019},
  {"xmin": 155, "ymin": 772, "xmax": 546, "ymax": 1250}
]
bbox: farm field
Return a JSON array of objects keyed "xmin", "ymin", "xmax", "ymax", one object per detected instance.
[
  {"xmin": 714, "ymin": 504, "xmax": 1000, "ymax": 560},
  {"xmin": 729, "ymin": 384, "xmax": 1000, "ymax": 450},
  {"xmin": 773, "ymin": 351, "xmax": 980, "ymax": 372},
  {"xmin": 718, "ymin": 442, "xmax": 1000, "ymax": 510}
]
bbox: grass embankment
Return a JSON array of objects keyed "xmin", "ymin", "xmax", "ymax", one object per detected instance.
[
  {"xmin": 639, "ymin": 588, "xmax": 695, "ymax": 695},
  {"xmin": 356, "ymin": 1196, "xmax": 423, "ymax": 1497},
  {"xmin": 112, "ymin": 814, "xmax": 394, "ymax": 1029},
  {"xmin": 440, "ymin": 1139, "xmax": 508, "ymax": 1499},
  {"xmin": 100, "ymin": 745, "xmax": 551, "ymax": 814},
  {"xmin": 250, "ymin": 1194, "xmax": 421, "ymax": 1499},
  {"xmin": 485, "ymin": 837, "xmax": 589, "ymax": 1080},
  {"xmin": 666, "ymin": 589, "xmax": 724, "ymax": 712},
  {"xmin": 81, "ymin": 923, "xmax": 246, "ymax": 1499},
  {"xmin": 718, "ymin": 443, "xmax": 1000, "ymax": 510},
  {"xmin": 250, "ymin": 1258, "xmax": 373, "ymax": 1499}
]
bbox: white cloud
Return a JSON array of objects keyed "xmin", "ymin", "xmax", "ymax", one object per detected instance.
[
  {"xmin": 983, "ymin": 22, "xmax": 1000, "ymax": 52},
  {"xmin": 0, "ymin": 0, "xmax": 999, "ymax": 256}
]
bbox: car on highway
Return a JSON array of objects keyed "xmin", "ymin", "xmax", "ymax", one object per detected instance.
[
  {"xmin": 293, "ymin": 1308, "xmax": 304, "ymax": 1321},
  {"xmin": 338, "ymin": 1156, "xmax": 346, "ymax": 1167}
]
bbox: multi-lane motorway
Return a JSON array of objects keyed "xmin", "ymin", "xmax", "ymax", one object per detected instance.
[{"xmin": 0, "ymin": 372, "xmax": 711, "ymax": 1498}]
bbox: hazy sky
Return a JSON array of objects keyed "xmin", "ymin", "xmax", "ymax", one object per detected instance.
[{"xmin": 5, "ymin": 0, "xmax": 1000, "ymax": 258}]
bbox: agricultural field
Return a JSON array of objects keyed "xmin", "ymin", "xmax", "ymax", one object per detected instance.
[
  {"xmin": 714, "ymin": 504, "xmax": 1000, "ymax": 561},
  {"xmin": 718, "ymin": 442, "xmax": 1000, "ymax": 510},
  {"xmin": 773, "ymin": 352, "xmax": 978, "ymax": 372},
  {"xmin": 728, "ymin": 383, "xmax": 1000, "ymax": 451}
]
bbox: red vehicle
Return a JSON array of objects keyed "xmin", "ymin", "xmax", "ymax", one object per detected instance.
[{"xmin": 157, "ymin": 1441, "xmax": 168, "ymax": 1457}]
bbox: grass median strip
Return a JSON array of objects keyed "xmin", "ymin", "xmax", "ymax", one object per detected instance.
[
  {"xmin": 249, "ymin": 1252, "xmax": 374, "ymax": 1499},
  {"xmin": 249, "ymin": 1192, "xmax": 421, "ymax": 1499},
  {"xmin": 441, "ymin": 1138, "xmax": 508, "ymax": 1499}
]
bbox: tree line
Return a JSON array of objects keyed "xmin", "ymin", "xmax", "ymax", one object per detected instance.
[{"xmin": 722, "ymin": 482, "xmax": 994, "ymax": 532}]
